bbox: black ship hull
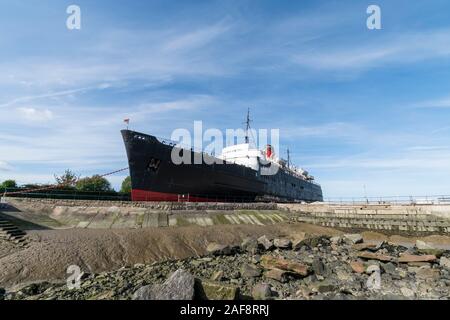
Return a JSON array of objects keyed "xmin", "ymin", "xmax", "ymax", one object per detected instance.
[{"xmin": 121, "ymin": 130, "xmax": 323, "ymax": 202}]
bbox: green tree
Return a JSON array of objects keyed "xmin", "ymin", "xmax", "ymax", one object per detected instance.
[
  {"xmin": 0, "ymin": 180, "xmax": 17, "ymax": 189},
  {"xmin": 54, "ymin": 169, "xmax": 79, "ymax": 189},
  {"xmin": 75, "ymin": 175, "xmax": 113, "ymax": 192},
  {"xmin": 120, "ymin": 176, "xmax": 132, "ymax": 193}
]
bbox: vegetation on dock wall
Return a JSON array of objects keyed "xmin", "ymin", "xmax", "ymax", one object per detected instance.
[
  {"xmin": 0, "ymin": 171, "xmax": 131, "ymax": 201},
  {"xmin": 121, "ymin": 176, "xmax": 132, "ymax": 193},
  {"xmin": 75, "ymin": 175, "xmax": 113, "ymax": 192},
  {"xmin": 54, "ymin": 169, "xmax": 79, "ymax": 189},
  {"xmin": 0, "ymin": 180, "xmax": 17, "ymax": 189}
]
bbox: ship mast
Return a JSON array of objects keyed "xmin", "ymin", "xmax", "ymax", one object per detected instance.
[
  {"xmin": 287, "ymin": 148, "xmax": 291, "ymax": 169},
  {"xmin": 244, "ymin": 108, "xmax": 252, "ymax": 144}
]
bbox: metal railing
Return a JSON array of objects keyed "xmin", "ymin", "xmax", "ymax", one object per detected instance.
[
  {"xmin": 1, "ymin": 187, "xmax": 131, "ymax": 201},
  {"xmin": 323, "ymin": 195, "xmax": 450, "ymax": 205}
]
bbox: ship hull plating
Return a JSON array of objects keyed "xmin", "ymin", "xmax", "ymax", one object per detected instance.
[{"xmin": 121, "ymin": 130, "xmax": 323, "ymax": 202}]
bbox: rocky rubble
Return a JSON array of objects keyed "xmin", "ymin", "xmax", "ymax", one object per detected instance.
[{"xmin": 3, "ymin": 234, "xmax": 450, "ymax": 300}]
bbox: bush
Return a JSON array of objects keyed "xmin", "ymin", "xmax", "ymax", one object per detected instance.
[
  {"xmin": 120, "ymin": 176, "xmax": 132, "ymax": 193},
  {"xmin": 75, "ymin": 175, "xmax": 114, "ymax": 192},
  {"xmin": 54, "ymin": 169, "xmax": 79, "ymax": 189},
  {"xmin": 0, "ymin": 180, "xmax": 18, "ymax": 189}
]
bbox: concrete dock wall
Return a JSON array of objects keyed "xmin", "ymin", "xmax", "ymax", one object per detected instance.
[
  {"xmin": 4, "ymin": 197, "xmax": 277, "ymax": 211},
  {"xmin": 278, "ymin": 203, "xmax": 450, "ymax": 219},
  {"xmin": 0, "ymin": 197, "xmax": 286, "ymax": 229},
  {"xmin": 2, "ymin": 197, "xmax": 450, "ymax": 233},
  {"xmin": 279, "ymin": 203, "xmax": 450, "ymax": 233}
]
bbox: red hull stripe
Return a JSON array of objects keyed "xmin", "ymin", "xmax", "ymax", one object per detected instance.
[{"xmin": 131, "ymin": 189, "xmax": 216, "ymax": 202}]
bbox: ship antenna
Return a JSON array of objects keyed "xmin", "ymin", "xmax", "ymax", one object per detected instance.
[{"xmin": 244, "ymin": 108, "xmax": 252, "ymax": 144}]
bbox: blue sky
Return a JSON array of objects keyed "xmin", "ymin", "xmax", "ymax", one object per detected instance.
[{"xmin": 1, "ymin": 0, "xmax": 450, "ymax": 198}]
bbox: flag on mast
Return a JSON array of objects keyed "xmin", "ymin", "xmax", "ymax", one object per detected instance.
[{"xmin": 124, "ymin": 118, "xmax": 130, "ymax": 129}]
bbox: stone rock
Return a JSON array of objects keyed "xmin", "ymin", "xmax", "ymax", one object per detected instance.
[
  {"xmin": 407, "ymin": 262, "xmax": 431, "ymax": 268},
  {"xmin": 191, "ymin": 259, "xmax": 203, "ymax": 267},
  {"xmin": 313, "ymin": 280, "xmax": 337, "ymax": 293},
  {"xmin": 19, "ymin": 282, "xmax": 52, "ymax": 296},
  {"xmin": 440, "ymin": 256, "xmax": 450, "ymax": 269},
  {"xmin": 335, "ymin": 269, "xmax": 351, "ymax": 282},
  {"xmin": 240, "ymin": 263, "xmax": 262, "ymax": 278},
  {"xmin": 381, "ymin": 262, "xmax": 397, "ymax": 275},
  {"xmin": 383, "ymin": 242, "xmax": 408, "ymax": 254},
  {"xmin": 261, "ymin": 255, "xmax": 309, "ymax": 276},
  {"xmin": 350, "ymin": 261, "xmax": 365, "ymax": 274},
  {"xmin": 196, "ymin": 280, "xmax": 239, "ymax": 300},
  {"xmin": 229, "ymin": 270, "xmax": 241, "ymax": 279},
  {"xmin": 343, "ymin": 234, "xmax": 363, "ymax": 244},
  {"xmin": 199, "ymin": 257, "xmax": 213, "ymax": 262},
  {"xmin": 407, "ymin": 266, "xmax": 421, "ymax": 274},
  {"xmin": 415, "ymin": 268, "xmax": 440, "ymax": 280},
  {"xmin": 296, "ymin": 286, "xmax": 312, "ymax": 298},
  {"xmin": 416, "ymin": 240, "xmax": 445, "ymax": 256},
  {"xmin": 416, "ymin": 240, "xmax": 433, "ymax": 250},
  {"xmin": 292, "ymin": 238, "xmax": 305, "ymax": 251},
  {"xmin": 252, "ymin": 255, "xmax": 261, "ymax": 264},
  {"xmin": 398, "ymin": 254, "xmax": 437, "ymax": 263},
  {"xmin": 241, "ymin": 237, "xmax": 260, "ymax": 254},
  {"xmin": 312, "ymin": 258, "xmax": 330, "ymax": 277},
  {"xmin": 206, "ymin": 243, "xmax": 232, "ymax": 256},
  {"xmin": 293, "ymin": 236, "xmax": 330, "ymax": 250},
  {"xmin": 352, "ymin": 242, "xmax": 383, "ymax": 251},
  {"xmin": 357, "ymin": 251, "xmax": 394, "ymax": 262},
  {"xmin": 273, "ymin": 238, "xmax": 292, "ymax": 249},
  {"xmin": 257, "ymin": 235, "xmax": 274, "ymax": 251},
  {"xmin": 398, "ymin": 269, "xmax": 408, "ymax": 278},
  {"xmin": 132, "ymin": 269, "xmax": 195, "ymax": 300},
  {"xmin": 381, "ymin": 294, "xmax": 408, "ymax": 300},
  {"xmin": 210, "ymin": 270, "xmax": 224, "ymax": 281},
  {"xmin": 265, "ymin": 268, "xmax": 289, "ymax": 283},
  {"xmin": 400, "ymin": 287, "xmax": 415, "ymax": 298},
  {"xmin": 252, "ymin": 283, "xmax": 273, "ymax": 300},
  {"xmin": 330, "ymin": 236, "xmax": 342, "ymax": 245}
]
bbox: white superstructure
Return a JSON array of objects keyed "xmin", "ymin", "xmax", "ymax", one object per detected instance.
[
  {"xmin": 218, "ymin": 143, "xmax": 315, "ymax": 181},
  {"xmin": 218, "ymin": 143, "xmax": 265, "ymax": 171}
]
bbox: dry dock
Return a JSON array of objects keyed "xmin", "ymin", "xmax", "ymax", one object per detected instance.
[{"xmin": 1, "ymin": 197, "xmax": 450, "ymax": 233}]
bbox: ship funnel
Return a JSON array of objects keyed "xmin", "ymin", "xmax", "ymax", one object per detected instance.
[{"xmin": 266, "ymin": 144, "xmax": 273, "ymax": 159}]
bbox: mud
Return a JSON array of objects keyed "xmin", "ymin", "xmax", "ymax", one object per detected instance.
[{"xmin": 2, "ymin": 223, "xmax": 450, "ymax": 292}]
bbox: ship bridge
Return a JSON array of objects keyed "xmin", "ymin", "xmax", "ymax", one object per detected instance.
[{"xmin": 218, "ymin": 143, "xmax": 263, "ymax": 171}]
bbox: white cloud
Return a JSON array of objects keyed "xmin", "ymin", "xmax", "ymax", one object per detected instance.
[
  {"xmin": 0, "ymin": 94, "xmax": 213, "ymax": 168},
  {"xmin": 16, "ymin": 107, "xmax": 54, "ymax": 122},
  {"xmin": 306, "ymin": 148, "xmax": 450, "ymax": 171},
  {"xmin": 282, "ymin": 122, "xmax": 360, "ymax": 138},
  {"xmin": 0, "ymin": 21, "xmax": 234, "ymax": 97},
  {"xmin": 0, "ymin": 161, "xmax": 12, "ymax": 172},
  {"xmin": 0, "ymin": 87, "xmax": 93, "ymax": 108},
  {"xmin": 163, "ymin": 22, "xmax": 231, "ymax": 52},
  {"xmin": 292, "ymin": 29, "xmax": 450, "ymax": 71},
  {"xmin": 412, "ymin": 96, "xmax": 450, "ymax": 109},
  {"xmin": 304, "ymin": 147, "xmax": 450, "ymax": 198}
]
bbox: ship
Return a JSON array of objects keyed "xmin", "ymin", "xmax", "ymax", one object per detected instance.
[{"xmin": 121, "ymin": 112, "xmax": 323, "ymax": 202}]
